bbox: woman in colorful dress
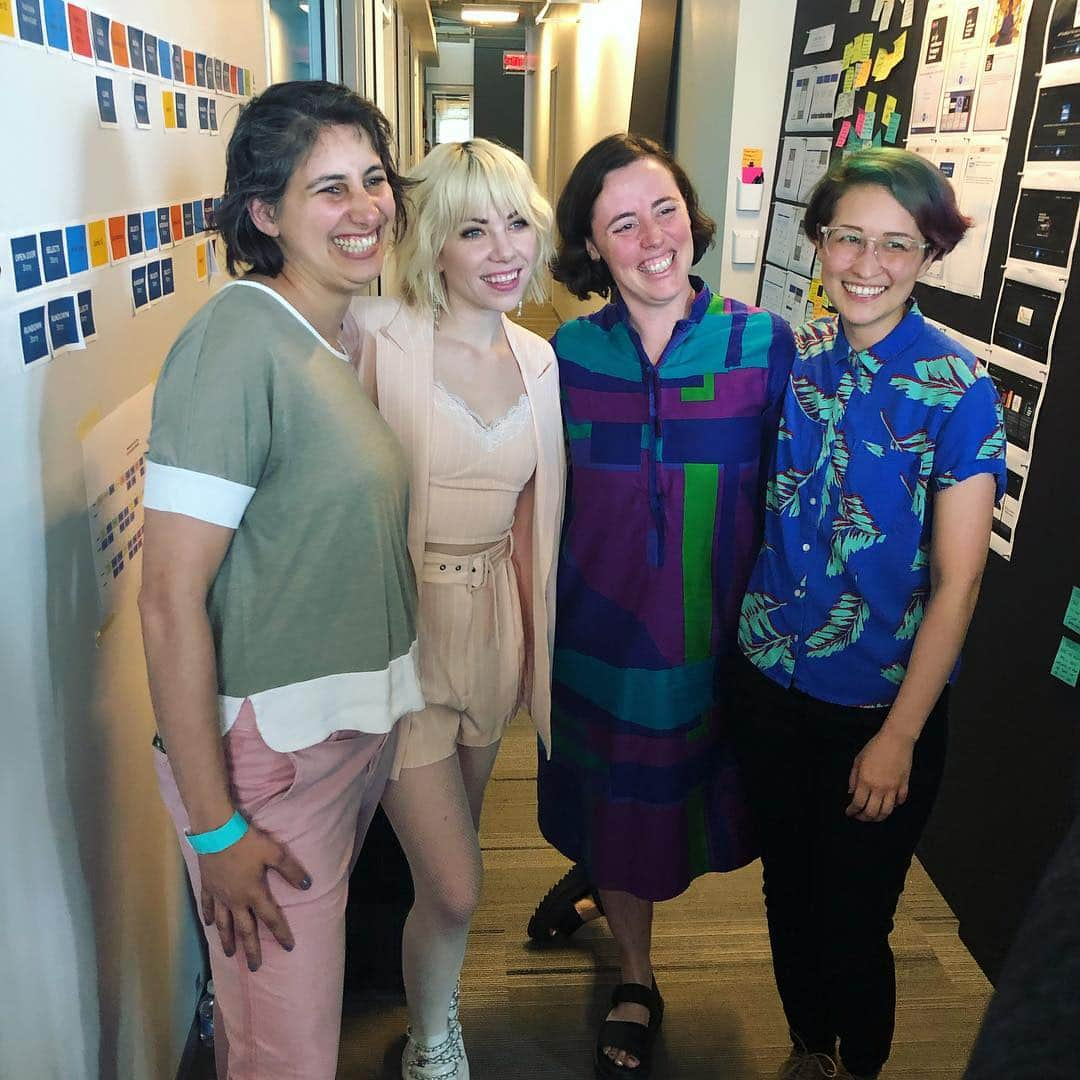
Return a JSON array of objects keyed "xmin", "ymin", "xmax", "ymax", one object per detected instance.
[
  {"xmin": 730, "ymin": 148, "xmax": 1007, "ymax": 1080},
  {"xmin": 344, "ymin": 138, "xmax": 564, "ymax": 1080},
  {"xmin": 531, "ymin": 133, "xmax": 795, "ymax": 1079},
  {"xmin": 140, "ymin": 82, "xmax": 422, "ymax": 1079}
]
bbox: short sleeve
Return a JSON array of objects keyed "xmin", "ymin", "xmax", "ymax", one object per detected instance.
[
  {"xmin": 932, "ymin": 372, "xmax": 1007, "ymax": 503},
  {"xmin": 144, "ymin": 304, "xmax": 272, "ymax": 527},
  {"xmin": 765, "ymin": 314, "xmax": 797, "ymax": 412}
]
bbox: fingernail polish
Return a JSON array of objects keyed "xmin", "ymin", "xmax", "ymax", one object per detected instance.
[
  {"xmin": 248, "ymin": 960, "xmax": 258, "ymax": 972},
  {"xmin": 300, "ymin": 876, "xmax": 312, "ymax": 890},
  {"xmin": 224, "ymin": 948, "xmax": 234, "ymax": 958},
  {"xmin": 283, "ymin": 942, "xmax": 294, "ymax": 952}
]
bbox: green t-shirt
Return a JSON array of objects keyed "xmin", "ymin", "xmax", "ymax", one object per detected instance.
[{"xmin": 145, "ymin": 281, "xmax": 422, "ymax": 751}]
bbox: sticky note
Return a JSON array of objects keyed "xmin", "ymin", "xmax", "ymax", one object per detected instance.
[
  {"xmin": 0, "ymin": 0, "xmax": 15, "ymax": 39},
  {"xmin": 43, "ymin": 0, "xmax": 69, "ymax": 51},
  {"xmin": 835, "ymin": 90, "xmax": 856, "ymax": 118},
  {"xmin": 843, "ymin": 66, "xmax": 856, "ymax": 93},
  {"xmin": 162, "ymin": 90, "xmax": 176, "ymax": 129},
  {"xmin": 1050, "ymin": 636, "xmax": 1080, "ymax": 688},
  {"xmin": 108, "ymin": 215, "xmax": 128, "ymax": 262},
  {"xmin": 195, "ymin": 242, "xmax": 208, "ymax": 282},
  {"xmin": 10, "ymin": 234, "xmax": 43, "ymax": 293},
  {"xmin": 20, "ymin": 306, "xmax": 51, "ymax": 367},
  {"xmin": 67, "ymin": 5, "xmax": 92, "ymax": 59},
  {"xmin": 40, "ymin": 228, "xmax": 68, "ymax": 283},
  {"xmin": 742, "ymin": 147, "xmax": 763, "ymax": 168},
  {"xmin": 1064, "ymin": 587, "xmax": 1080, "ymax": 635},
  {"xmin": 885, "ymin": 112, "xmax": 901, "ymax": 143},
  {"xmin": 109, "ymin": 19, "xmax": 129, "ymax": 66},
  {"xmin": 183, "ymin": 48, "xmax": 195, "ymax": 85},
  {"xmin": 866, "ymin": 91, "xmax": 878, "ymax": 114},
  {"xmin": 855, "ymin": 59, "xmax": 872, "ymax": 88},
  {"xmin": 170, "ymin": 204, "xmax": 184, "ymax": 242},
  {"xmin": 65, "ymin": 224, "xmax": 89, "ymax": 274},
  {"xmin": 854, "ymin": 108, "xmax": 867, "ymax": 138},
  {"xmin": 882, "ymin": 94, "xmax": 898, "ymax": 126},
  {"xmin": 87, "ymin": 219, "xmax": 109, "ymax": 267},
  {"xmin": 836, "ymin": 120, "xmax": 852, "ymax": 148}
]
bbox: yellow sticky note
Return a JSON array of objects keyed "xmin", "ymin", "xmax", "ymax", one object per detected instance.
[
  {"xmin": 87, "ymin": 220, "xmax": 110, "ymax": 268},
  {"xmin": 856, "ymin": 32, "xmax": 874, "ymax": 61},
  {"xmin": 742, "ymin": 147, "xmax": 763, "ymax": 168},
  {"xmin": 855, "ymin": 59, "xmax": 872, "ymax": 88},
  {"xmin": 843, "ymin": 40, "xmax": 854, "ymax": 67},
  {"xmin": 893, "ymin": 30, "xmax": 907, "ymax": 61},
  {"xmin": 0, "ymin": 0, "xmax": 15, "ymax": 38},
  {"xmin": 162, "ymin": 91, "xmax": 177, "ymax": 129},
  {"xmin": 881, "ymin": 94, "xmax": 898, "ymax": 126},
  {"xmin": 843, "ymin": 66, "xmax": 856, "ymax": 93},
  {"xmin": 195, "ymin": 242, "xmax": 208, "ymax": 281},
  {"xmin": 866, "ymin": 91, "xmax": 878, "ymax": 113}
]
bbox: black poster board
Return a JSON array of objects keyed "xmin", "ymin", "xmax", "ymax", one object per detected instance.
[{"xmin": 761, "ymin": 0, "xmax": 1080, "ymax": 982}]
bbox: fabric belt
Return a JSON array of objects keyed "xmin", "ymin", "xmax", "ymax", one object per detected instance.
[{"xmin": 421, "ymin": 533, "xmax": 513, "ymax": 649}]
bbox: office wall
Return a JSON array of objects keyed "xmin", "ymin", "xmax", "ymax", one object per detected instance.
[
  {"xmin": 526, "ymin": 0, "xmax": 643, "ymax": 321},
  {"xmin": 473, "ymin": 28, "xmax": 526, "ymax": 155},
  {"xmin": 0, "ymin": 4, "xmax": 265, "ymax": 1077}
]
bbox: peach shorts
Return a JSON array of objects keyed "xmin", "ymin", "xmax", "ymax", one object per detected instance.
[{"xmin": 392, "ymin": 534, "xmax": 524, "ymax": 777}]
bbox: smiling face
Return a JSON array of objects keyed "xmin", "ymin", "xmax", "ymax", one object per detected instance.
[
  {"xmin": 436, "ymin": 199, "xmax": 539, "ymax": 319},
  {"xmin": 816, "ymin": 183, "xmax": 935, "ymax": 352},
  {"xmin": 251, "ymin": 123, "xmax": 396, "ymax": 295},
  {"xmin": 585, "ymin": 156, "xmax": 694, "ymax": 319}
]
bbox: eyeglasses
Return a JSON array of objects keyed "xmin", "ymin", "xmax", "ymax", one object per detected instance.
[{"xmin": 818, "ymin": 226, "xmax": 930, "ymax": 269}]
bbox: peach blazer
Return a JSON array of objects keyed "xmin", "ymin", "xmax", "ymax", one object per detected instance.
[{"xmin": 344, "ymin": 298, "xmax": 566, "ymax": 755}]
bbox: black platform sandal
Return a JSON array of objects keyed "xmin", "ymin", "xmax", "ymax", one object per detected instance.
[
  {"xmin": 594, "ymin": 979, "xmax": 664, "ymax": 1080},
  {"xmin": 526, "ymin": 863, "xmax": 606, "ymax": 940}
]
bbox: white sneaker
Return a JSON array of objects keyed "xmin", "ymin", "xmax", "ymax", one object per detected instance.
[{"xmin": 401, "ymin": 1027, "xmax": 470, "ymax": 1080}]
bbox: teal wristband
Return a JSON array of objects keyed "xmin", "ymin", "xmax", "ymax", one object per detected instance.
[{"xmin": 186, "ymin": 811, "xmax": 249, "ymax": 855}]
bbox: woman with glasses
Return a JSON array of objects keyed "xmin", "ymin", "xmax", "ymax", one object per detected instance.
[{"xmin": 729, "ymin": 148, "xmax": 1006, "ymax": 1080}]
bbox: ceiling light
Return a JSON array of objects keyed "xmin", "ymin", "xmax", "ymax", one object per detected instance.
[
  {"xmin": 298, "ymin": 1, "xmax": 309, "ymax": 11},
  {"xmin": 461, "ymin": 7, "xmax": 520, "ymax": 24}
]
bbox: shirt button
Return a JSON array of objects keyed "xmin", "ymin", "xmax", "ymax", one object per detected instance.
[
  {"xmin": 794, "ymin": 589, "xmax": 804, "ymax": 598},
  {"xmin": 809, "ymin": 497, "xmax": 817, "ymax": 506},
  {"xmin": 802, "ymin": 543, "xmax": 811, "ymax": 552}
]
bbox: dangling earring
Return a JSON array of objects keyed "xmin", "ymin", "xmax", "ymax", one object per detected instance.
[{"xmin": 515, "ymin": 299, "xmax": 524, "ymax": 318}]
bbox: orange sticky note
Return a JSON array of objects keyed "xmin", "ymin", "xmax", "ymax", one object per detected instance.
[
  {"xmin": 195, "ymin": 242, "xmax": 208, "ymax": 281},
  {"xmin": 170, "ymin": 204, "xmax": 184, "ymax": 242},
  {"xmin": 109, "ymin": 20, "xmax": 129, "ymax": 66},
  {"xmin": 108, "ymin": 216, "xmax": 128, "ymax": 262},
  {"xmin": 183, "ymin": 49, "xmax": 196, "ymax": 85},
  {"xmin": 162, "ymin": 90, "xmax": 176, "ymax": 129},
  {"xmin": 88, "ymin": 219, "xmax": 110, "ymax": 268},
  {"xmin": 0, "ymin": 0, "xmax": 16, "ymax": 39},
  {"xmin": 855, "ymin": 59, "xmax": 871, "ymax": 88}
]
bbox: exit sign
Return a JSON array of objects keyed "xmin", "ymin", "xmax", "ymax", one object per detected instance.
[{"xmin": 503, "ymin": 51, "xmax": 528, "ymax": 74}]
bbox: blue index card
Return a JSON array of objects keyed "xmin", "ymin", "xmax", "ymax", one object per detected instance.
[
  {"xmin": 142, "ymin": 209, "xmax": 158, "ymax": 251},
  {"xmin": 161, "ymin": 257, "xmax": 175, "ymax": 296},
  {"xmin": 195, "ymin": 52, "xmax": 207, "ymax": 86},
  {"xmin": 213, "ymin": 58, "xmax": 223, "ymax": 90},
  {"xmin": 143, "ymin": 32, "xmax": 159, "ymax": 76},
  {"xmin": 16, "ymin": 0, "xmax": 45, "ymax": 45},
  {"xmin": 127, "ymin": 25, "xmax": 144, "ymax": 71},
  {"xmin": 202, "ymin": 196, "xmax": 215, "ymax": 229},
  {"xmin": 96, "ymin": 76, "xmax": 118, "ymax": 127},
  {"xmin": 131, "ymin": 265, "xmax": 149, "ymax": 311},
  {"xmin": 65, "ymin": 225, "xmax": 89, "ymax": 274},
  {"xmin": 171, "ymin": 43, "xmax": 182, "ymax": 83},
  {"xmin": 175, "ymin": 91, "xmax": 188, "ymax": 128},
  {"xmin": 43, "ymin": 0, "xmax": 69, "ymax": 50},
  {"xmin": 182, "ymin": 202, "xmax": 195, "ymax": 237},
  {"xmin": 208, "ymin": 98, "xmax": 218, "ymax": 132},
  {"xmin": 90, "ymin": 11, "xmax": 111, "ymax": 62},
  {"xmin": 10, "ymin": 234, "xmax": 43, "ymax": 293},
  {"xmin": 157, "ymin": 37, "xmax": 171, "ymax": 79},
  {"xmin": 156, "ymin": 207, "xmax": 172, "ymax": 247},
  {"xmin": 192, "ymin": 200, "xmax": 205, "ymax": 233},
  {"xmin": 147, "ymin": 259, "xmax": 162, "ymax": 302},
  {"xmin": 47, "ymin": 294, "xmax": 82, "ymax": 353},
  {"xmin": 126, "ymin": 213, "xmax": 144, "ymax": 257},
  {"xmin": 39, "ymin": 228, "xmax": 68, "ymax": 282},
  {"xmin": 77, "ymin": 289, "xmax": 97, "ymax": 341},
  {"xmin": 133, "ymin": 80, "xmax": 151, "ymax": 128},
  {"xmin": 20, "ymin": 306, "xmax": 50, "ymax": 366},
  {"xmin": 198, "ymin": 96, "xmax": 209, "ymax": 130}
]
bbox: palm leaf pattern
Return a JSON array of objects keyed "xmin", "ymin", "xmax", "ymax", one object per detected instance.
[
  {"xmin": 885, "ymin": 421, "xmax": 935, "ymax": 521},
  {"xmin": 894, "ymin": 586, "xmax": 928, "ymax": 640},
  {"xmin": 767, "ymin": 465, "xmax": 813, "ymax": 517},
  {"xmin": 827, "ymin": 491, "xmax": 886, "ymax": 576},
  {"xmin": 881, "ymin": 662, "xmax": 907, "ymax": 685},
  {"xmin": 777, "ymin": 415, "xmax": 793, "ymax": 442},
  {"xmin": 889, "ymin": 355, "xmax": 976, "ymax": 411},
  {"xmin": 977, "ymin": 423, "xmax": 1006, "ymax": 461},
  {"xmin": 835, "ymin": 369, "xmax": 856, "ymax": 411},
  {"xmin": 739, "ymin": 592, "xmax": 796, "ymax": 674},
  {"xmin": 791, "ymin": 373, "xmax": 834, "ymax": 424},
  {"xmin": 910, "ymin": 542, "xmax": 930, "ymax": 571},
  {"xmin": 805, "ymin": 592, "xmax": 870, "ymax": 657},
  {"xmin": 864, "ymin": 440, "xmax": 886, "ymax": 457},
  {"xmin": 795, "ymin": 319, "xmax": 839, "ymax": 359},
  {"xmin": 855, "ymin": 350, "xmax": 886, "ymax": 394}
]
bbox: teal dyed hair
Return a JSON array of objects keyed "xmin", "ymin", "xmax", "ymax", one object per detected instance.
[{"xmin": 803, "ymin": 147, "xmax": 970, "ymax": 261}]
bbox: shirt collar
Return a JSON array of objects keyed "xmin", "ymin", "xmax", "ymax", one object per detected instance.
[
  {"xmin": 613, "ymin": 275, "xmax": 712, "ymax": 330},
  {"xmin": 838, "ymin": 300, "xmax": 924, "ymax": 375}
]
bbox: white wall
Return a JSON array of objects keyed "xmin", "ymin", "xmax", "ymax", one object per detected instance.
[
  {"xmin": 526, "ymin": 0, "xmax": 643, "ymax": 321},
  {"xmin": 426, "ymin": 39, "xmax": 473, "ymax": 87},
  {"xmin": 0, "ymin": 4, "xmax": 266, "ymax": 1077},
  {"xmin": 676, "ymin": 0, "xmax": 797, "ymax": 304}
]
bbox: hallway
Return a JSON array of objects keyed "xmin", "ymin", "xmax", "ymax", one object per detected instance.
[{"xmin": 337, "ymin": 714, "xmax": 992, "ymax": 1078}]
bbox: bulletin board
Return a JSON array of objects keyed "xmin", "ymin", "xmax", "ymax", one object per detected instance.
[{"xmin": 758, "ymin": 0, "xmax": 1080, "ymax": 984}]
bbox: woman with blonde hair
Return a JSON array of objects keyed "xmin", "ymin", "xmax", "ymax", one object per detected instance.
[{"xmin": 344, "ymin": 138, "xmax": 565, "ymax": 1080}]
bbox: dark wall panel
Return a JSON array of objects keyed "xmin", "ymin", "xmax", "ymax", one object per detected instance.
[{"xmin": 473, "ymin": 29, "xmax": 526, "ymax": 156}]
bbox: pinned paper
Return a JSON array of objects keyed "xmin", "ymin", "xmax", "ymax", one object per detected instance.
[
  {"xmin": 107, "ymin": 215, "xmax": 128, "ymax": 262},
  {"xmin": 879, "ymin": 0, "xmax": 894, "ymax": 31},
  {"xmin": 20, "ymin": 306, "xmax": 51, "ymax": 368},
  {"xmin": 78, "ymin": 289, "xmax": 97, "ymax": 342},
  {"xmin": 175, "ymin": 91, "xmax": 188, "ymax": 129},
  {"xmin": 133, "ymin": 80, "xmax": 151, "ymax": 129},
  {"xmin": 866, "ymin": 91, "xmax": 878, "ymax": 114},
  {"xmin": 96, "ymin": 76, "xmax": 118, "ymax": 129},
  {"xmin": 855, "ymin": 33, "xmax": 874, "ymax": 62},
  {"xmin": 854, "ymin": 108, "xmax": 867, "ymax": 138},
  {"xmin": 126, "ymin": 213, "xmax": 144, "ymax": 258},
  {"xmin": 849, "ymin": 0, "xmax": 860, "ymax": 11},
  {"xmin": 843, "ymin": 66, "xmax": 856, "ymax": 93},
  {"xmin": 881, "ymin": 94, "xmax": 898, "ymax": 127},
  {"xmin": 40, "ymin": 229, "xmax": 68, "ymax": 283},
  {"xmin": 183, "ymin": 48, "xmax": 195, "ymax": 85},
  {"xmin": 162, "ymin": 90, "xmax": 177, "ymax": 129},
  {"xmin": 109, "ymin": 18, "xmax": 129, "ymax": 66},
  {"xmin": 127, "ymin": 25, "xmax": 144, "ymax": 71},
  {"xmin": 90, "ymin": 11, "xmax": 111, "ymax": 63},
  {"xmin": 1064, "ymin": 587, "xmax": 1080, "ymax": 636},
  {"xmin": 66, "ymin": 224, "xmax": 89, "ymax": 274},
  {"xmin": 47, "ymin": 295, "xmax": 85, "ymax": 355},
  {"xmin": 67, "ymin": 4, "xmax": 93, "ymax": 60},
  {"xmin": 1, "ymin": 0, "xmax": 15, "ymax": 39},
  {"xmin": 170, "ymin": 204, "xmax": 184, "ymax": 242},
  {"xmin": 161, "ymin": 257, "xmax": 175, "ymax": 296},
  {"xmin": 88, "ymin": 219, "xmax": 109, "ymax": 268},
  {"xmin": 195, "ymin": 242, "xmax": 208, "ymax": 282},
  {"xmin": 43, "ymin": 0, "xmax": 69, "ymax": 51},
  {"xmin": 855, "ymin": 60, "xmax": 872, "ymax": 88},
  {"xmin": 131, "ymin": 265, "xmax": 149, "ymax": 313},
  {"xmin": 885, "ymin": 111, "xmax": 902, "ymax": 143},
  {"xmin": 1051, "ymin": 637, "xmax": 1080, "ymax": 688},
  {"xmin": 836, "ymin": 120, "xmax": 852, "ymax": 148},
  {"xmin": 834, "ymin": 90, "xmax": 856, "ymax": 118},
  {"xmin": 15, "ymin": 0, "xmax": 44, "ymax": 44},
  {"xmin": 805, "ymin": 24, "xmax": 836, "ymax": 55},
  {"xmin": 900, "ymin": 0, "xmax": 914, "ymax": 28}
]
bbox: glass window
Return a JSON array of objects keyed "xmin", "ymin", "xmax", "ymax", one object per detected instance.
[{"xmin": 268, "ymin": 0, "xmax": 326, "ymax": 82}]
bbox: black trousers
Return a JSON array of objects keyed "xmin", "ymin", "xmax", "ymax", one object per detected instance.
[{"xmin": 728, "ymin": 656, "xmax": 948, "ymax": 1077}]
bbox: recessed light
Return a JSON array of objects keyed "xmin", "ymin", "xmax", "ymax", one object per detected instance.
[{"xmin": 461, "ymin": 7, "xmax": 520, "ymax": 25}]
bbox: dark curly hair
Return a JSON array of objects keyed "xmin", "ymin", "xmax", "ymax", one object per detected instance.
[
  {"xmin": 803, "ymin": 147, "xmax": 970, "ymax": 260},
  {"xmin": 551, "ymin": 133, "xmax": 716, "ymax": 301},
  {"xmin": 215, "ymin": 80, "xmax": 408, "ymax": 277}
]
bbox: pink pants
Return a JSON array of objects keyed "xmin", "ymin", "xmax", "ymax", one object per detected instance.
[{"xmin": 154, "ymin": 700, "xmax": 396, "ymax": 1079}]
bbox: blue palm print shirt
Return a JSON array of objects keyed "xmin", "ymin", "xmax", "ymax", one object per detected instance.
[{"xmin": 739, "ymin": 303, "xmax": 1007, "ymax": 707}]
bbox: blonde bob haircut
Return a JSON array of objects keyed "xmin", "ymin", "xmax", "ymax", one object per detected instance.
[{"xmin": 395, "ymin": 138, "xmax": 555, "ymax": 315}]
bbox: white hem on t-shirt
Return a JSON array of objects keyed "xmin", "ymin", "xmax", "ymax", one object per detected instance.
[
  {"xmin": 143, "ymin": 460, "xmax": 255, "ymax": 527},
  {"xmin": 227, "ymin": 280, "xmax": 350, "ymax": 361},
  {"xmin": 218, "ymin": 640, "xmax": 425, "ymax": 751}
]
